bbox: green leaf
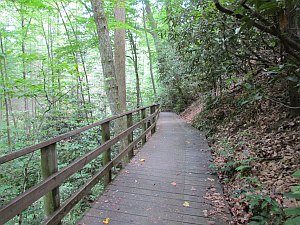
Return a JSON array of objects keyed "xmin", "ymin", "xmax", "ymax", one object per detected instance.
[
  {"xmin": 285, "ymin": 193, "xmax": 300, "ymax": 199},
  {"xmin": 291, "ymin": 186, "xmax": 300, "ymax": 193},
  {"xmin": 293, "ymin": 170, "xmax": 300, "ymax": 178},
  {"xmin": 235, "ymin": 165, "xmax": 251, "ymax": 171},
  {"xmin": 284, "ymin": 207, "xmax": 300, "ymax": 217},
  {"xmin": 249, "ymin": 221, "xmax": 262, "ymax": 225},
  {"xmin": 251, "ymin": 215, "xmax": 266, "ymax": 221},
  {"xmin": 261, "ymin": 200, "xmax": 268, "ymax": 209},
  {"xmin": 284, "ymin": 216, "xmax": 300, "ymax": 225}
]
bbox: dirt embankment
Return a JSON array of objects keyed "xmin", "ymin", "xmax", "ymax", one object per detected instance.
[{"xmin": 180, "ymin": 92, "xmax": 300, "ymax": 224}]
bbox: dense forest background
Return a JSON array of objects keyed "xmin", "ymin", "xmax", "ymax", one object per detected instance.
[{"xmin": 0, "ymin": 0, "xmax": 299, "ymax": 224}]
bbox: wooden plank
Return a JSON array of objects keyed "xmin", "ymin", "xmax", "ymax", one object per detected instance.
[
  {"xmin": 42, "ymin": 162, "xmax": 113, "ymax": 225},
  {"xmin": 0, "ymin": 111, "xmax": 159, "ymax": 224},
  {"xmin": 112, "ymin": 123, "xmax": 155, "ymax": 166},
  {"xmin": 40, "ymin": 143, "xmax": 60, "ymax": 221},
  {"xmin": 126, "ymin": 113, "xmax": 133, "ymax": 159},
  {"xmin": 101, "ymin": 121, "xmax": 111, "ymax": 187},
  {"xmin": 79, "ymin": 112, "xmax": 230, "ymax": 225},
  {"xmin": 43, "ymin": 117, "xmax": 158, "ymax": 225},
  {"xmin": 0, "ymin": 105, "xmax": 158, "ymax": 164},
  {"xmin": 141, "ymin": 108, "xmax": 147, "ymax": 144},
  {"xmin": 150, "ymin": 105, "xmax": 156, "ymax": 134}
]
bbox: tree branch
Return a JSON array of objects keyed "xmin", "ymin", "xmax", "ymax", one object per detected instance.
[{"xmin": 213, "ymin": 0, "xmax": 300, "ymax": 53}]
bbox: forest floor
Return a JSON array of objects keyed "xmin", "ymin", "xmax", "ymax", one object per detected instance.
[{"xmin": 180, "ymin": 78, "xmax": 300, "ymax": 224}]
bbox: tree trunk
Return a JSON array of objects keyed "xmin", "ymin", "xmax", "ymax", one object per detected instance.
[
  {"xmin": 128, "ymin": 31, "xmax": 141, "ymax": 108},
  {"xmin": 55, "ymin": 3, "xmax": 89, "ymax": 121},
  {"xmin": 0, "ymin": 35, "xmax": 12, "ymax": 151},
  {"xmin": 143, "ymin": 0, "xmax": 161, "ymax": 53},
  {"xmin": 60, "ymin": 2, "xmax": 93, "ymax": 118},
  {"xmin": 90, "ymin": 0, "xmax": 121, "ymax": 115},
  {"xmin": 285, "ymin": 0, "xmax": 300, "ymax": 115},
  {"xmin": 114, "ymin": 0, "xmax": 126, "ymax": 111},
  {"xmin": 142, "ymin": 6, "xmax": 156, "ymax": 97}
]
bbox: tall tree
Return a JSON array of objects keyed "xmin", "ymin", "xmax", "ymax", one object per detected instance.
[
  {"xmin": 90, "ymin": 0, "xmax": 122, "ymax": 115},
  {"xmin": 128, "ymin": 31, "xmax": 141, "ymax": 108},
  {"xmin": 143, "ymin": 0, "xmax": 161, "ymax": 53},
  {"xmin": 0, "ymin": 35, "xmax": 12, "ymax": 151},
  {"xmin": 142, "ymin": 6, "xmax": 156, "ymax": 97},
  {"xmin": 114, "ymin": 0, "xmax": 126, "ymax": 111}
]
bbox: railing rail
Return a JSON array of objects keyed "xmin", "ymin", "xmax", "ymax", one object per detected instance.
[{"xmin": 0, "ymin": 104, "xmax": 160, "ymax": 225}]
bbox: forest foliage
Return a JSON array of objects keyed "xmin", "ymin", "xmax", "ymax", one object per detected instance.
[{"xmin": 0, "ymin": 0, "xmax": 300, "ymax": 224}]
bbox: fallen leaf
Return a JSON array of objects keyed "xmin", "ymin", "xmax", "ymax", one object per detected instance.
[
  {"xmin": 203, "ymin": 210, "xmax": 208, "ymax": 217},
  {"xmin": 102, "ymin": 218, "xmax": 110, "ymax": 224},
  {"xmin": 139, "ymin": 159, "xmax": 145, "ymax": 162},
  {"xmin": 191, "ymin": 187, "xmax": 197, "ymax": 191},
  {"xmin": 183, "ymin": 201, "xmax": 190, "ymax": 207},
  {"xmin": 207, "ymin": 178, "xmax": 215, "ymax": 182},
  {"xmin": 171, "ymin": 182, "xmax": 177, "ymax": 186}
]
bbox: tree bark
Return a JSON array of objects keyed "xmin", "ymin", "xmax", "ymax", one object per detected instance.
[
  {"xmin": 114, "ymin": 0, "xmax": 126, "ymax": 111},
  {"xmin": 128, "ymin": 31, "xmax": 141, "ymax": 108},
  {"xmin": 0, "ymin": 35, "xmax": 12, "ymax": 151},
  {"xmin": 143, "ymin": 0, "xmax": 161, "ymax": 53},
  {"xmin": 55, "ymin": 2, "xmax": 89, "ymax": 121},
  {"xmin": 60, "ymin": 2, "xmax": 93, "ymax": 118},
  {"xmin": 142, "ymin": 6, "xmax": 156, "ymax": 97},
  {"xmin": 90, "ymin": 0, "xmax": 121, "ymax": 115},
  {"xmin": 285, "ymin": 0, "xmax": 300, "ymax": 115}
]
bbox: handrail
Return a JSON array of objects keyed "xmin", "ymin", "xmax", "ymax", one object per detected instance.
[
  {"xmin": 0, "ymin": 105, "xmax": 152, "ymax": 164},
  {"xmin": 0, "ymin": 104, "xmax": 160, "ymax": 225}
]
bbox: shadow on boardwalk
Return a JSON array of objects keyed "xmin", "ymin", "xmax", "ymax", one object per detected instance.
[{"xmin": 78, "ymin": 112, "xmax": 229, "ymax": 225}]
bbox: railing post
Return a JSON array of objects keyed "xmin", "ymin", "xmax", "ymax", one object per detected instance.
[
  {"xmin": 141, "ymin": 108, "xmax": 146, "ymax": 144},
  {"xmin": 101, "ymin": 121, "xmax": 111, "ymax": 187},
  {"xmin": 127, "ymin": 113, "xmax": 134, "ymax": 159},
  {"xmin": 40, "ymin": 143, "xmax": 61, "ymax": 223},
  {"xmin": 150, "ymin": 105, "xmax": 156, "ymax": 134}
]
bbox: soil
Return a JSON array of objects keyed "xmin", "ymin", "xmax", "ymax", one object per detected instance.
[{"xmin": 180, "ymin": 84, "xmax": 300, "ymax": 224}]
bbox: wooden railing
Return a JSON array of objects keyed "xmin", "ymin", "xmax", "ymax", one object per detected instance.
[{"xmin": 0, "ymin": 104, "xmax": 160, "ymax": 225}]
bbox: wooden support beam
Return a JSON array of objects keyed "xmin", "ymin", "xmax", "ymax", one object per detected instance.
[
  {"xmin": 127, "ymin": 113, "xmax": 133, "ymax": 159},
  {"xmin": 0, "ymin": 105, "xmax": 160, "ymax": 224},
  {"xmin": 40, "ymin": 143, "xmax": 61, "ymax": 224},
  {"xmin": 150, "ymin": 105, "xmax": 156, "ymax": 134},
  {"xmin": 101, "ymin": 121, "xmax": 111, "ymax": 187},
  {"xmin": 141, "ymin": 108, "xmax": 147, "ymax": 144}
]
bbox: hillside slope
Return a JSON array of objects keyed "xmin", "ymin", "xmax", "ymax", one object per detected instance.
[{"xmin": 181, "ymin": 78, "xmax": 300, "ymax": 224}]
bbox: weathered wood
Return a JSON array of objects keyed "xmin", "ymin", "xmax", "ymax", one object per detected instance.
[
  {"xmin": 0, "ymin": 105, "xmax": 159, "ymax": 225},
  {"xmin": 78, "ymin": 113, "xmax": 229, "ymax": 225},
  {"xmin": 141, "ymin": 108, "xmax": 147, "ymax": 144},
  {"xmin": 76, "ymin": 113, "xmax": 228, "ymax": 225},
  {"xmin": 113, "ymin": 123, "xmax": 155, "ymax": 166},
  {"xmin": 150, "ymin": 105, "xmax": 156, "ymax": 134},
  {"xmin": 0, "ymin": 109, "xmax": 159, "ymax": 224},
  {"xmin": 0, "ymin": 105, "xmax": 154, "ymax": 164},
  {"xmin": 43, "ymin": 162, "xmax": 113, "ymax": 225},
  {"xmin": 43, "ymin": 123, "xmax": 156, "ymax": 225},
  {"xmin": 127, "ymin": 113, "xmax": 133, "ymax": 159},
  {"xmin": 40, "ymin": 143, "xmax": 60, "ymax": 222},
  {"xmin": 101, "ymin": 121, "xmax": 111, "ymax": 187}
]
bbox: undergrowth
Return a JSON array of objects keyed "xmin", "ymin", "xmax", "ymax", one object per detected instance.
[{"xmin": 192, "ymin": 77, "xmax": 300, "ymax": 225}]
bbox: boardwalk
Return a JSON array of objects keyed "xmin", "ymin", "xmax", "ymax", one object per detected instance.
[{"xmin": 78, "ymin": 112, "xmax": 228, "ymax": 225}]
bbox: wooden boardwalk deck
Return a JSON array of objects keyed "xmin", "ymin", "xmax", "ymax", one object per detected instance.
[{"xmin": 78, "ymin": 112, "xmax": 229, "ymax": 225}]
